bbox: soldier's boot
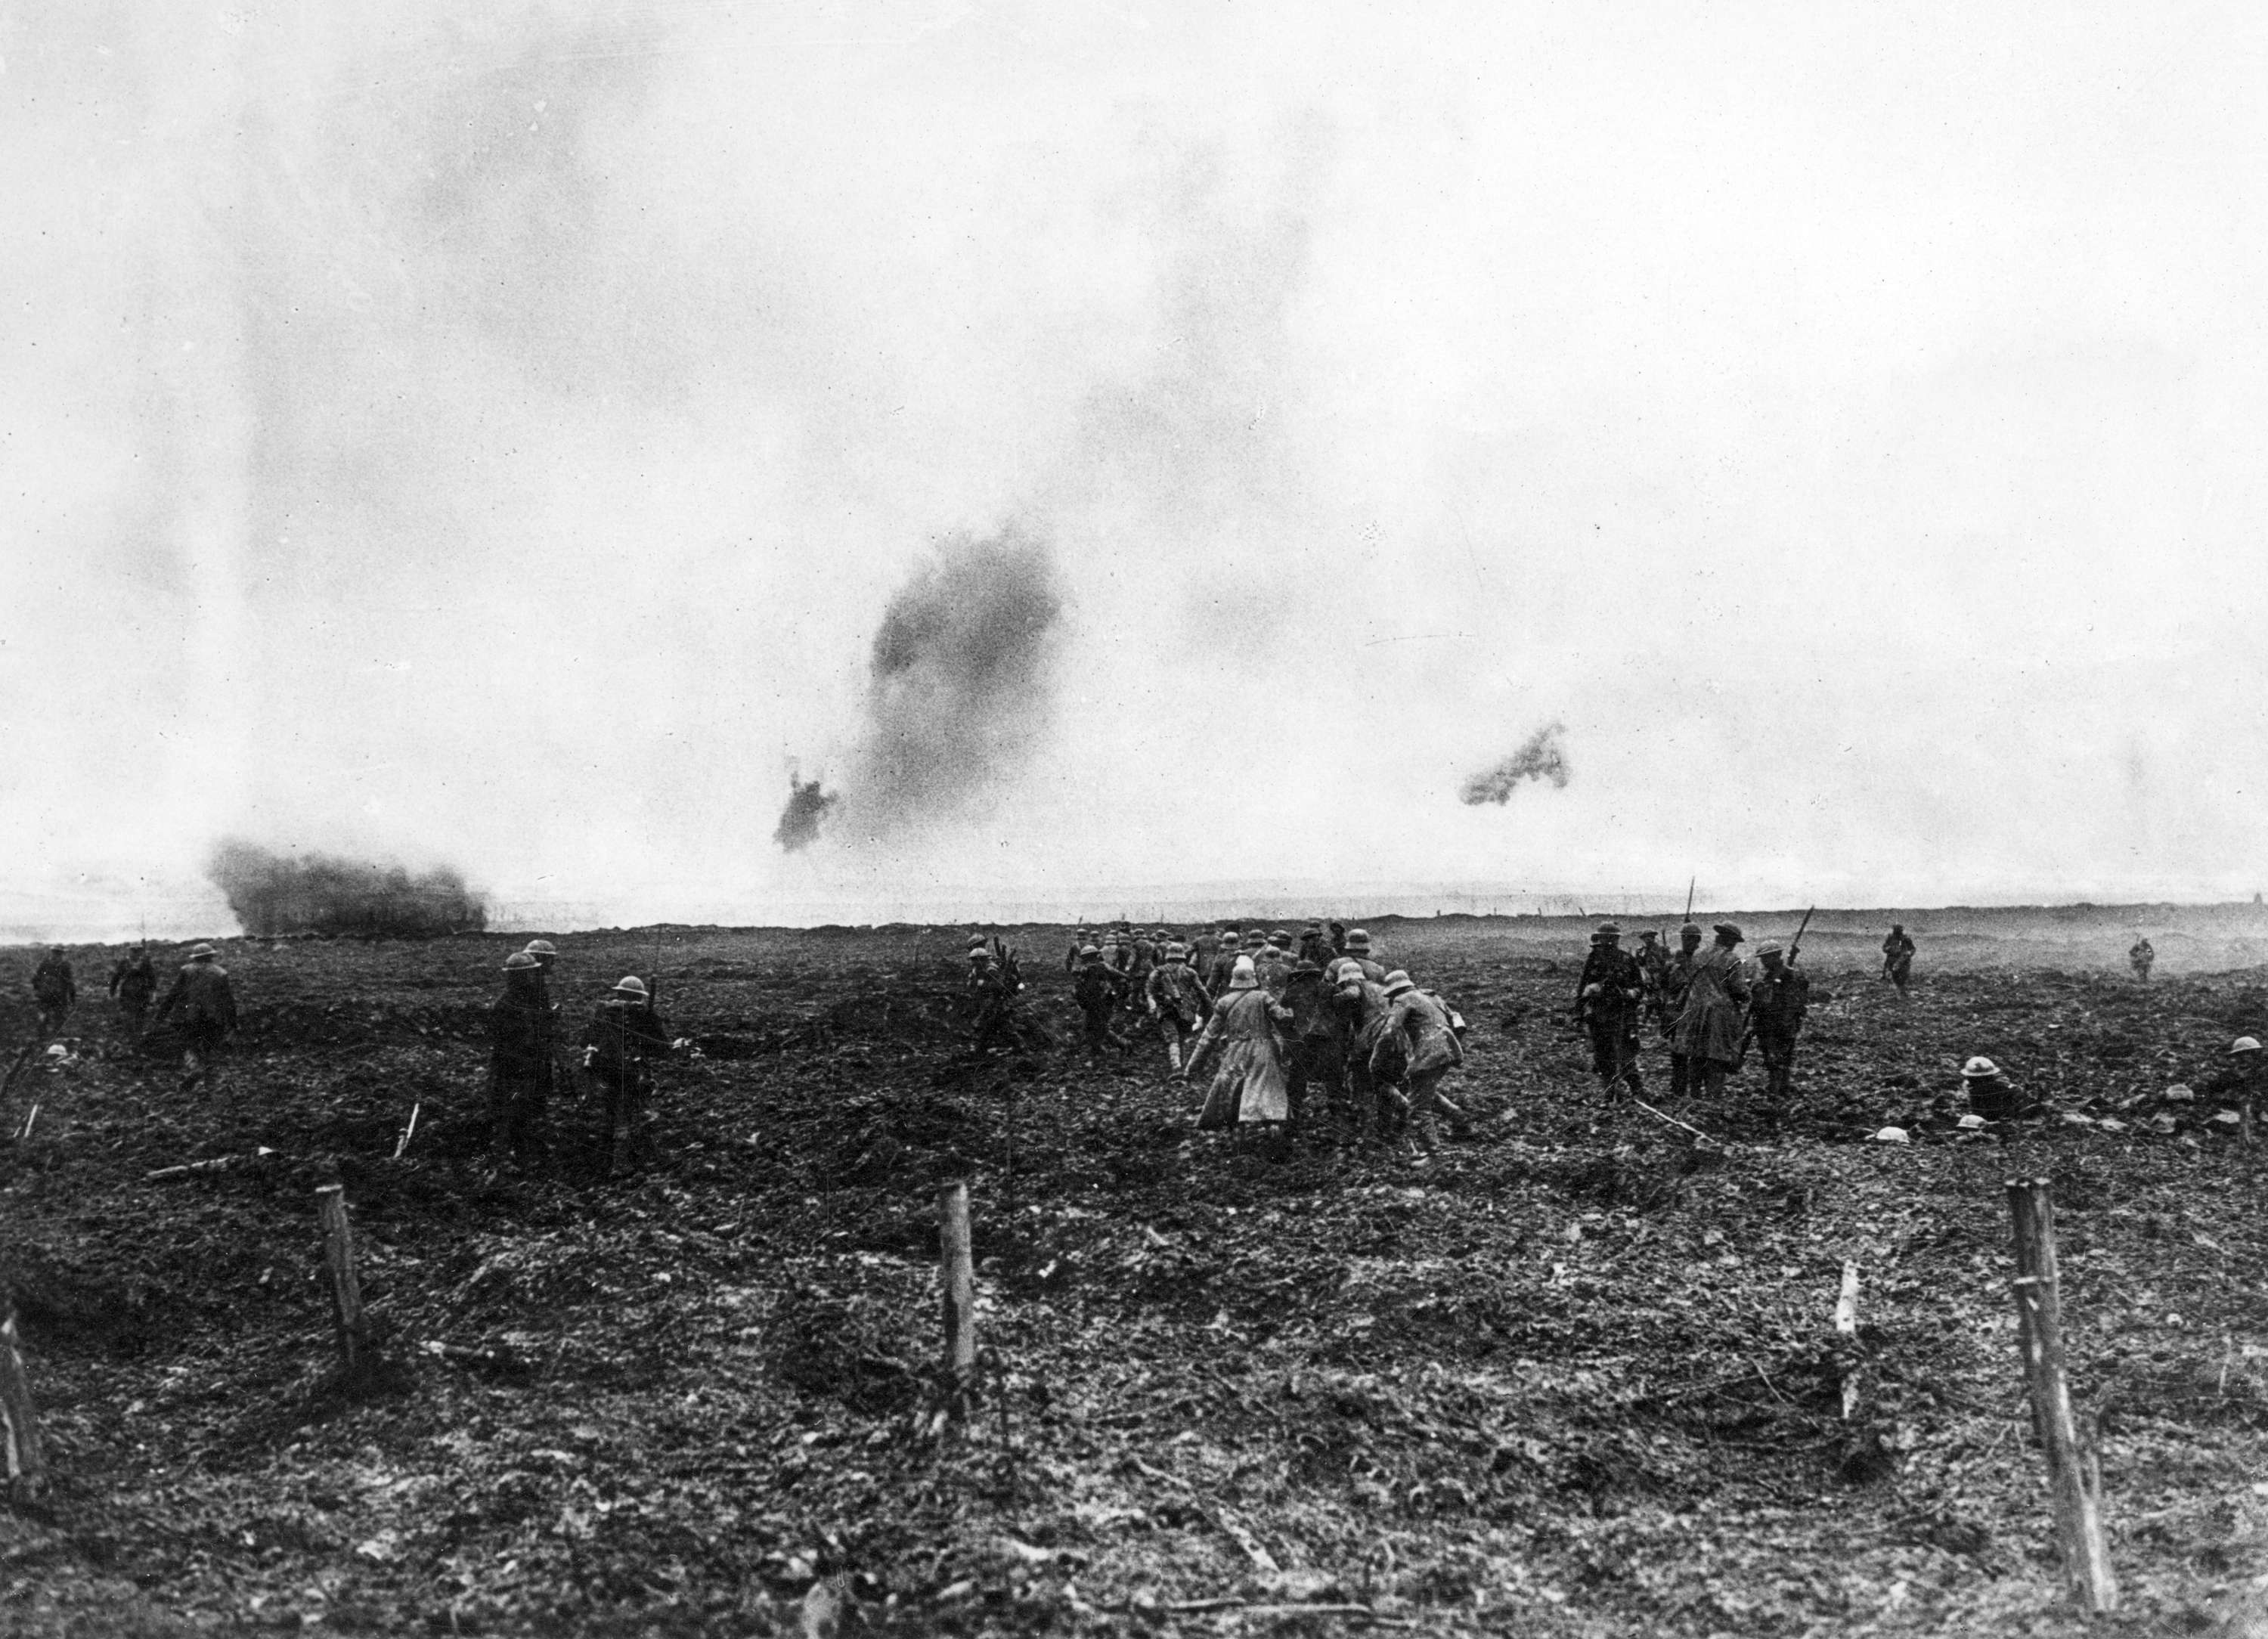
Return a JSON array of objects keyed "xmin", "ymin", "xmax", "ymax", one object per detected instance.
[{"xmin": 1164, "ymin": 1036, "xmax": 1182, "ymax": 1077}]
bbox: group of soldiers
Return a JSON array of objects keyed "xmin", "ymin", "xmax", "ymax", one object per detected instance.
[
  {"xmin": 485, "ymin": 940, "xmax": 676, "ymax": 1178},
  {"xmin": 1572, "ymin": 921, "xmax": 1813, "ymax": 1107},
  {"xmin": 969, "ymin": 919, "xmax": 1471, "ymax": 1144},
  {"xmin": 20, "ymin": 937, "xmax": 674, "ymax": 1181}
]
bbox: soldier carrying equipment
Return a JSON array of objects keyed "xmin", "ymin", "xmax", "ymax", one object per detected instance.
[
  {"xmin": 108, "ymin": 944, "xmax": 157, "ymax": 1028},
  {"xmin": 2129, "ymin": 937, "xmax": 2155, "ymax": 984},
  {"xmin": 488, "ymin": 950, "xmax": 556, "ymax": 1167},
  {"xmin": 153, "ymin": 943, "xmax": 237, "ymax": 1095},
  {"xmin": 1745, "ymin": 941, "xmax": 1811, "ymax": 1107},
  {"xmin": 1882, "ymin": 925, "xmax": 1916, "ymax": 993},
  {"xmin": 1673, "ymin": 924, "xmax": 1750, "ymax": 1099},
  {"xmin": 1073, "ymin": 947, "xmax": 1133, "ymax": 1059},
  {"xmin": 1144, "ymin": 943, "xmax": 1213, "ymax": 1077}
]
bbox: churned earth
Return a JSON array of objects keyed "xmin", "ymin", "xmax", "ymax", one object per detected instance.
[{"xmin": 0, "ymin": 915, "xmax": 2263, "ymax": 1636}]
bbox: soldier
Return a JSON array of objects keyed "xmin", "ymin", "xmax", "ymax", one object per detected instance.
[
  {"xmin": 1185, "ymin": 956, "xmax": 1292, "ymax": 1129},
  {"xmin": 1662, "ymin": 922, "xmax": 1704, "ymax": 1096},
  {"xmin": 1672, "ymin": 923, "xmax": 1750, "ymax": 1099},
  {"xmin": 1279, "ymin": 956, "xmax": 1348, "ymax": 1133},
  {"xmin": 1189, "ymin": 925, "xmax": 1221, "ymax": 974},
  {"xmin": 965, "ymin": 943, "xmax": 1019, "ymax": 1056},
  {"xmin": 30, "ymin": 947, "xmax": 75, "ymax": 1036},
  {"xmin": 1109, "ymin": 922, "xmax": 1136, "ymax": 973},
  {"xmin": 488, "ymin": 950, "xmax": 556, "ymax": 1166},
  {"xmin": 1882, "ymin": 925, "xmax": 1916, "ymax": 993},
  {"xmin": 1128, "ymin": 928, "xmax": 1157, "ymax": 987},
  {"xmin": 524, "ymin": 937, "xmax": 561, "ymax": 974},
  {"xmin": 1746, "ymin": 941, "xmax": 1811, "ymax": 1105},
  {"xmin": 1297, "ymin": 921, "xmax": 1331, "ymax": 968},
  {"xmin": 108, "ymin": 943, "xmax": 158, "ymax": 1030},
  {"xmin": 2228, "ymin": 1038, "xmax": 2265, "ymax": 1130},
  {"xmin": 153, "ymin": 942, "xmax": 237, "ymax": 1095},
  {"xmin": 1073, "ymin": 946, "xmax": 1133, "ymax": 1059},
  {"xmin": 1253, "ymin": 930, "xmax": 1297, "ymax": 998},
  {"xmin": 1633, "ymin": 930, "xmax": 1671, "ymax": 1028},
  {"xmin": 1574, "ymin": 922, "xmax": 1645, "ymax": 1098},
  {"xmin": 1204, "ymin": 931, "xmax": 1244, "ymax": 999},
  {"xmin": 1064, "ymin": 926, "xmax": 1092, "ymax": 974},
  {"xmin": 1340, "ymin": 928, "xmax": 1387, "ymax": 984},
  {"xmin": 1144, "ymin": 941, "xmax": 1213, "ymax": 1077},
  {"xmin": 1328, "ymin": 920, "xmax": 1349, "ymax": 958},
  {"xmin": 1379, "ymin": 970, "xmax": 1471, "ymax": 1148},
  {"xmin": 584, "ymin": 975, "xmax": 671, "ymax": 1179},
  {"xmin": 1958, "ymin": 1055, "xmax": 2034, "ymax": 1121},
  {"xmin": 2129, "ymin": 937, "xmax": 2155, "ymax": 984},
  {"xmin": 1334, "ymin": 962, "xmax": 1399, "ymax": 1137}
]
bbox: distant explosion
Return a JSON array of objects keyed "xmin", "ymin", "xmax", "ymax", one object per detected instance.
[
  {"xmin": 773, "ymin": 772, "xmax": 838, "ymax": 852},
  {"xmin": 1461, "ymin": 722, "xmax": 1571, "ymax": 805},
  {"xmin": 779, "ymin": 525, "xmax": 1065, "ymax": 849},
  {"xmin": 206, "ymin": 839, "xmax": 488, "ymax": 937}
]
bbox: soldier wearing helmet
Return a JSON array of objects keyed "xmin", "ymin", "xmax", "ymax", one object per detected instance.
[
  {"xmin": 154, "ymin": 942, "xmax": 237, "ymax": 1095},
  {"xmin": 489, "ymin": 950, "xmax": 557, "ymax": 1167},
  {"xmin": 109, "ymin": 943, "xmax": 159, "ymax": 1029},
  {"xmin": 1073, "ymin": 946, "xmax": 1133, "ymax": 1060},
  {"xmin": 2129, "ymin": 937, "xmax": 2155, "ymax": 984},
  {"xmin": 1746, "ymin": 941, "xmax": 1810, "ymax": 1106},
  {"xmin": 1661, "ymin": 923, "xmax": 1706, "ymax": 1096},
  {"xmin": 1574, "ymin": 922, "xmax": 1645, "ymax": 1100},
  {"xmin": 1671, "ymin": 924, "xmax": 1749, "ymax": 1100},
  {"xmin": 583, "ymin": 974, "xmax": 672, "ymax": 1179},
  {"xmin": 1882, "ymin": 925, "xmax": 1916, "ymax": 994},
  {"xmin": 1340, "ymin": 929, "xmax": 1387, "ymax": 986},
  {"xmin": 1144, "ymin": 941, "xmax": 1213, "ymax": 1077}
]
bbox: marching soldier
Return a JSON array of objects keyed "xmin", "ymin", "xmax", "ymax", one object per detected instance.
[
  {"xmin": 1073, "ymin": 946, "xmax": 1133, "ymax": 1059},
  {"xmin": 1746, "ymin": 940, "xmax": 1811, "ymax": 1105},
  {"xmin": 1144, "ymin": 941, "xmax": 1213, "ymax": 1077},
  {"xmin": 153, "ymin": 942, "xmax": 237, "ymax": 1095},
  {"xmin": 1574, "ymin": 922, "xmax": 1645, "ymax": 1098},
  {"xmin": 2129, "ymin": 937, "xmax": 2155, "ymax": 984},
  {"xmin": 584, "ymin": 975, "xmax": 671, "ymax": 1179},
  {"xmin": 1340, "ymin": 928, "xmax": 1387, "ymax": 984}
]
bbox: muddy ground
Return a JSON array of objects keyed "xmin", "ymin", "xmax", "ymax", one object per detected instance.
[{"xmin": 0, "ymin": 919, "xmax": 2264, "ymax": 1636}]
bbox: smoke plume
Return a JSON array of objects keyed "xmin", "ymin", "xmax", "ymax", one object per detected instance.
[
  {"xmin": 804, "ymin": 528, "xmax": 1065, "ymax": 841},
  {"xmin": 1461, "ymin": 723, "xmax": 1572, "ymax": 805},
  {"xmin": 207, "ymin": 839, "xmax": 487, "ymax": 938},
  {"xmin": 773, "ymin": 773, "xmax": 839, "ymax": 853}
]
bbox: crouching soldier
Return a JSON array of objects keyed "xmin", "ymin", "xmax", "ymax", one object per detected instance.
[
  {"xmin": 1144, "ymin": 942, "xmax": 1212, "ymax": 1077},
  {"xmin": 1379, "ymin": 971, "xmax": 1471, "ymax": 1148},
  {"xmin": 488, "ymin": 950, "xmax": 556, "ymax": 1167},
  {"xmin": 584, "ymin": 975, "xmax": 671, "ymax": 1179}
]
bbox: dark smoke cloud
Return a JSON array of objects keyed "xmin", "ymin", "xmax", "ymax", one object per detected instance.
[
  {"xmin": 207, "ymin": 839, "xmax": 487, "ymax": 938},
  {"xmin": 773, "ymin": 773, "xmax": 839, "ymax": 852},
  {"xmin": 1460, "ymin": 722, "xmax": 1572, "ymax": 805},
  {"xmin": 812, "ymin": 528, "xmax": 1065, "ymax": 840}
]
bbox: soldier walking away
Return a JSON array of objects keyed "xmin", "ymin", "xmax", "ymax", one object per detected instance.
[
  {"xmin": 584, "ymin": 975, "xmax": 671, "ymax": 1179},
  {"xmin": 1574, "ymin": 922, "xmax": 1646, "ymax": 1099},
  {"xmin": 1340, "ymin": 928, "xmax": 1387, "ymax": 984},
  {"xmin": 108, "ymin": 944, "xmax": 158, "ymax": 1030},
  {"xmin": 1185, "ymin": 956, "xmax": 1292, "ymax": 1130},
  {"xmin": 1334, "ymin": 962, "xmax": 1399, "ymax": 1138},
  {"xmin": 1746, "ymin": 941, "xmax": 1811, "ymax": 1108},
  {"xmin": 1253, "ymin": 930, "xmax": 1297, "ymax": 997},
  {"xmin": 1204, "ymin": 932, "xmax": 1243, "ymax": 999},
  {"xmin": 1189, "ymin": 925, "xmax": 1221, "ymax": 974},
  {"xmin": 1144, "ymin": 942, "xmax": 1213, "ymax": 1077},
  {"xmin": 1672, "ymin": 923, "xmax": 1749, "ymax": 1099},
  {"xmin": 488, "ymin": 951, "xmax": 556, "ymax": 1167},
  {"xmin": 1279, "ymin": 956, "xmax": 1348, "ymax": 1133},
  {"xmin": 1127, "ymin": 928, "xmax": 1157, "ymax": 986},
  {"xmin": 153, "ymin": 943, "xmax": 237, "ymax": 1095},
  {"xmin": 525, "ymin": 937, "xmax": 561, "ymax": 975},
  {"xmin": 1073, "ymin": 946, "xmax": 1134, "ymax": 1060},
  {"xmin": 30, "ymin": 947, "xmax": 75, "ymax": 1036},
  {"xmin": 1662, "ymin": 922, "xmax": 1704, "ymax": 1096},
  {"xmin": 1882, "ymin": 925, "xmax": 1916, "ymax": 993},
  {"xmin": 1379, "ymin": 970, "xmax": 1470, "ymax": 1148},
  {"xmin": 2129, "ymin": 937, "xmax": 2155, "ymax": 984}
]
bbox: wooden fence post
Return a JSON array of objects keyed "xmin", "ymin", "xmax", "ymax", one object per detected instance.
[
  {"xmin": 316, "ymin": 1184, "xmax": 370, "ymax": 1376},
  {"xmin": 938, "ymin": 1182, "xmax": 975, "ymax": 1421},
  {"xmin": 2007, "ymin": 1176, "xmax": 2117, "ymax": 1614},
  {"xmin": 1834, "ymin": 1260, "xmax": 1864, "ymax": 1421},
  {"xmin": 0, "ymin": 1310, "xmax": 45, "ymax": 1503}
]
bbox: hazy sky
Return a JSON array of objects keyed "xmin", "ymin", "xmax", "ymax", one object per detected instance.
[{"xmin": 5, "ymin": 1, "xmax": 2266, "ymax": 932}]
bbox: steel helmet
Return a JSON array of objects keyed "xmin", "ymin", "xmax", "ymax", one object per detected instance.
[
  {"xmin": 503, "ymin": 951, "xmax": 539, "ymax": 971},
  {"xmin": 613, "ymin": 975, "xmax": 649, "ymax": 997},
  {"xmin": 1960, "ymin": 1056, "xmax": 2000, "ymax": 1079},
  {"xmin": 2231, "ymin": 1037, "xmax": 2263, "ymax": 1055}
]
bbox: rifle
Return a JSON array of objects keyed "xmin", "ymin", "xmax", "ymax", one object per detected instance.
[
  {"xmin": 1684, "ymin": 877, "xmax": 1696, "ymax": 923},
  {"xmin": 1788, "ymin": 906, "xmax": 1815, "ymax": 965}
]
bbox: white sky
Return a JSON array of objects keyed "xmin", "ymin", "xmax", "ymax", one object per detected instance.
[{"xmin": 4, "ymin": 1, "xmax": 2266, "ymax": 931}]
